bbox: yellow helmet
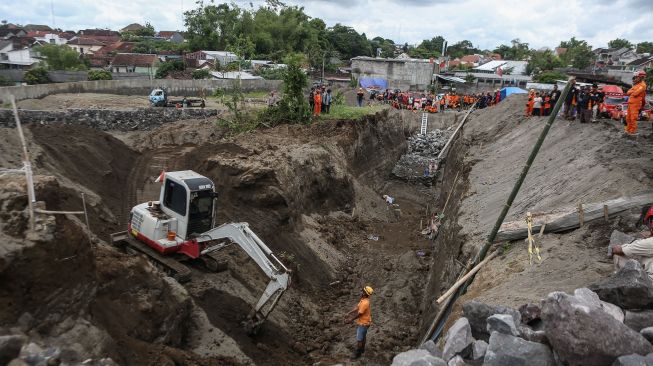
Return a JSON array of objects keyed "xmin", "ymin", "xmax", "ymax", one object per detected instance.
[{"xmin": 363, "ymin": 286, "xmax": 374, "ymax": 296}]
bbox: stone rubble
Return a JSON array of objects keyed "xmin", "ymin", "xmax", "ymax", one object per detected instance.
[{"xmin": 392, "ymin": 129, "xmax": 452, "ymax": 181}]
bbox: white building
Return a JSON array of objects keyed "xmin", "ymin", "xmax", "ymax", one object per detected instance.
[
  {"xmin": 1, "ymin": 48, "xmax": 40, "ymax": 69},
  {"xmin": 33, "ymin": 33, "xmax": 68, "ymax": 45}
]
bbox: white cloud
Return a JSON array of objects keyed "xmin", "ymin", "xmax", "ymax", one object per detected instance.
[{"xmin": 1, "ymin": 0, "xmax": 652, "ymax": 50}]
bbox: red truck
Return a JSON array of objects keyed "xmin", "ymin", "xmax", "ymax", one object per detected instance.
[{"xmin": 599, "ymin": 85, "xmax": 624, "ymax": 118}]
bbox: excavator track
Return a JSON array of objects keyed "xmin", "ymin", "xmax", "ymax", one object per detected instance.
[{"xmin": 110, "ymin": 231, "xmax": 192, "ymax": 283}]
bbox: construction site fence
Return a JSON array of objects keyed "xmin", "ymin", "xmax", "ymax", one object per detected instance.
[{"xmin": 0, "ymin": 78, "xmax": 282, "ymax": 104}]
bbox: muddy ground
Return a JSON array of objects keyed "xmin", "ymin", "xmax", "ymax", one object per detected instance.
[{"xmin": 0, "ymin": 105, "xmax": 459, "ymax": 365}]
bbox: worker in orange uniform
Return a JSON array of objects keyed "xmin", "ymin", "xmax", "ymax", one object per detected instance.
[
  {"xmin": 625, "ymin": 70, "xmax": 647, "ymax": 136},
  {"xmin": 345, "ymin": 286, "xmax": 373, "ymax": 359},
  {"xmin": 526, "ymin": 89, "xmax": 535, "ymax": 116},
  {"xmin": 313, "ymin": 89, "xmax": 322, "ymax": 117}
]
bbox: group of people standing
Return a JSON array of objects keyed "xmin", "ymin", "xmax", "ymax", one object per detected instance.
[
  {"xmin": 368, "ymin": 89, "xmax": 503, "ymax": 113},
  {"xmin": 525, "ymin": 85, "xmax": 563, "ymax": 117},
  {"xmin": 309, "ymin": 86, "xmax": 333, "ymax": 117}
]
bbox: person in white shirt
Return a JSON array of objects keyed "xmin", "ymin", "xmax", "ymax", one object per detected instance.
[{"xmin": 533, "ymin": 92, "xmax": 543, "ymax": 116}]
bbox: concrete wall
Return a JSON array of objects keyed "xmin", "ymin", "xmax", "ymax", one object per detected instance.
[
  {"xmin": 0, "ymin": 107, "xmax": 221, "ymax": 131},
  {"xmin": 0, "ymin": 78, "xmax": 282, "ymax": 103},
  {"xmin": 351, "ymin": 58, "xmax": 435, "ymax": 91}
]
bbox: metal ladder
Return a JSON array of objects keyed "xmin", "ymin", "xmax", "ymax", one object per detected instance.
[{"xmin": 420, "ymin": 113, "xmax": 428, "ymax": 135}]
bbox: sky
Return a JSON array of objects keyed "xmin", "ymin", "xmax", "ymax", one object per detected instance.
[{"xmin": 2, "ymin": 0, "xmax": 653, "ymax": 50}]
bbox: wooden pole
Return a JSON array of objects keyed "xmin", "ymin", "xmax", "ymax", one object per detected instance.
[
  {"xmin": 578, "ymin": 201, "xmax": 584, "ymax": 227},
  {"xmin": 10, "ymin": 95, "xmax": 35, "ymax": 231},
  {"xmin": 603, "ymin": 204, "xmax": 609, "ymax": 222},
  {"xmin": 436, "ymin": 250, "xmax": 499, "ymax": 304}
]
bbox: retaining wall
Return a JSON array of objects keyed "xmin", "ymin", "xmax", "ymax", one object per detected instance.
[
  {"xmin": 0, "ymin": 79, "xmax": 282, "ymax": 103},
  {"xmin": 0, "ymin": 107, "xmax": 221, "ymax": 131}
]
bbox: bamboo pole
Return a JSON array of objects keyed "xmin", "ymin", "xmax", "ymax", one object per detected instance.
[
  {"xmin": 11, "ymin": 95, "xmax": 35, "ymax": 231},
  {"xmin": 436, "ymin": 250, "xmax": 499, "ymax": 304}
]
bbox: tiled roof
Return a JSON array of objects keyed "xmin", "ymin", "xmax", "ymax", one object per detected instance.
[{"xmin": 68, "ymin": 37, "xmax": 106, "ymax": 46}]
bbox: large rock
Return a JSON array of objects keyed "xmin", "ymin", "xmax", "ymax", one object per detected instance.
[
  {"xmin": 641, "ymin": 328, "xmax": 653, "ymax": 343},
  {"xmin": 542, "ymin": 291, "xmax": 653, "ymax": 366},
  {"xmin": 447, "ymin": 355, "xmax": 466, "ymax": 366},
  {"xmin": 610, "ymin": 353, "xmax": 653, "ymax": 366},
  {"xmin": 589, "ymin": 260, "xmax": 653, "ymax": 309},
  {"xmin": 391, "ymin": 349, "xmax": 446, "ymax": 366},
  {"xmin": 420, "ymin": 340, "xmax": 442, "ymax": 358},
  {"xmin": 610, "ymin": 230, "xmax": 636, "ymax": 249},
  {"xmin": 518, "ymin": 303, "xmax": 542, "ymax": 326},
  {"xmin": 0, "ymin": 335, "xmax": 26, "ymax": 365},
  {"xmin": 442, "ymin": 317, "xmax": 473, "ymax": 361},
  {"xmin": 486, "ymin": 314, "xmax": 519, "ymax": 336},
  {"xmin": 462, "ymin": 300, "xmax": 520, "ymax": 341},
  {"xmin": 518, "ymin": 325, "xmax": 549, "ymax": 345},
  {"xmin": 626, "ymin": 311, "xmax": 653, "ymax": 332},
  {"xmin": 471, "ymin": 340, "xmax": 488, "ymax": 360},
  {"xmin": 574, "ymin": 288, "xmax": 624, "ymax": 322},
  {"xmin": 483, "ymin": 332, "xmax": 556, "ymax": 366}
]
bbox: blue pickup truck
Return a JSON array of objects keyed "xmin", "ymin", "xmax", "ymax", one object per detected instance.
[{"xmin": 149, "ymin": 88, "xmax": 206, "ymax": 108}]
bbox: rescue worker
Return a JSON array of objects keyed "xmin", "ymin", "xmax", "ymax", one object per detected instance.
[
  {"xmin": 610, "ymin": 205, "xmax": 653, "ymax": 280},
  {"xmin": 563, "ymin": 80, "xmax": 578, "ymax": 120},
  {"xmin": 589, "ymin": 84, "xmax": 602, "ymax": 122},
  {"xmin": 543, "ymin": 94, "xmax": 551, "ymax": 116},
  {"xmin": 345, "ymin": 286, "xmax": 374, "ymax": 359},
  {"xmin": 625, "ymin": 70, "xmax": 647, "ymax": 136},
  {"xmin": 577, "ymin": 86, "xmax": 591, "ymax": 123},
  {"xmin": 313, "ymin": 89, "xmax": 322, "ymax": 116},
  {"xmin": 526, "ymin": 89, "xmax": 535, "ymax": 116}
]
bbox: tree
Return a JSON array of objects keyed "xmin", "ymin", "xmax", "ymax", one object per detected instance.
[
  {"xmin": 533, "ymin": 71, "xmax": 566, "ymax": 84},
  {"xmin": 155, "ymin": 60, "xmax": 185, "ymax": 78},
  {"xmin": 184, "ymin": 1, "xmax": 241, "ymax": 51},
  {"xmin": 446, "ymin": 40, "xmax": 480, "ymax": 58},
  {"xmin": 0, "ymin": 75, "xmax": 13, "ymax": 86},
  {"xmin": 133, "ymin": 22, "xmax": 156, "ymax": 37},
  {"xmin": 608, "ymin": 38, "xmax": 633, "ymax": 50},
  {"xmin": 34, "ymin": 44, "xmax": 86, "ymax": 70},
  {"xmin": 257, "ymin": 53, "xmax": 310, "ymax": 126},
  {"xmin": 88, "ymin": 69, "xmax": 112, "ymax": 80},
  {"xmin": 24, "ymin": 67, "xmax": 51, "ymax": 85},
  {"xmin": 637, "ymin": 42, "xmax": 653, "ymax": 54},
  {"xmin": 559, "ymin": 37, "xmax": 594, "ymax": 69},
  {"xmin": 464, "ymin": 73, "xmax": 475, "ymax": 84},
  {"xmin": 526, "ymin": 49, "xmax": 563, "ymax": 75},
  {"xmin": 493, "ymin": 39, "xmax": 530, "ymax": 60},
  {"xmin": 192, "ymin": 69, "xmax": 211, "ymax": 79}
]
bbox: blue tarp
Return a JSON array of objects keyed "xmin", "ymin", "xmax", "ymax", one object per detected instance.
[
  {"xmin": 359, "ymin": 77, "xmax": 388, "ymax": 91},
  {"xmin": 500, "ymin": 87, "xmax": 527, "ymax": 100}
]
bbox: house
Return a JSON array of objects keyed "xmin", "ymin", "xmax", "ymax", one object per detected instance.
[
  {"xmin": 185, "ymin": 50, "xmax": 238, "ymax": 68},
  {"xmin": 26, "ymin": 31, "xmax": 69, "ymax": 45},
  {"xmin": 0, "ymin": 47, "xmax": 40, "ymax": 69},
  {"xmin": 473, "ymin": 60, "xmax": 528, "ymax": 75},
  {"xmin": 625, "ymin": 56, "xmax": 653, "ymax": 71},
  {"xmin": 555, "ymin": 47, "xmax": 567, "ymax": 57},
  {"xmin": 88, "ymin": 41, "xmax": 136, "ymax": 68},
  {"xmin": 593, "ymin": 47, "xmax": 640, "ymax": 66},
  {"xmin": 0, "ymin": 28, "xmax": 26, "ymax": 40},
  {"xmin": 0, "ymin": 40, "xmax": 13, "ymax": 62},
  {"xmin": 67, "ymin": 38, "xmax": 105, "ymax": 55},
  {"xmin": 351, "ymin": 56, "xmax": 436, "ymax": 90},
  {"xmin": 459, "ymin": 54, "xmax": 484, "ymax": 67},
  {"xmin": 120, "ymin": 23, "xmax": 144, "ymax": 33},
  {"xmin": 110, "ymin": 53, "xmax": 158, "ymax": 75},
  {"xmin": 77, "ymin": 29, "xmax": 121, "ymax": 43},
  {"xmin": 157, "ymin": 31, "xmax": 184, "ymax": 44}
]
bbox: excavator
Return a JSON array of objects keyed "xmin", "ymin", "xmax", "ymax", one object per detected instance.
[{"xmin": 111, "ymin": 170, "xmax": 291, "ymax": 332}]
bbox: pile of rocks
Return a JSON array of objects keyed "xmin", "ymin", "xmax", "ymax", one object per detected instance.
[
  {"xmin": 0, "ymin": 333, "xmax": 117, "ymax": 366},
  {"xmin": 392, "ymin": 255, "xmax": 653, "ymax": 366},
  {"xmin": 392, "ymin": 129, "xmax": 451, "ymax": 181}
]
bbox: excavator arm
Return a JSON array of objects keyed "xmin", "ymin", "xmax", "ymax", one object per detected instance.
[{"xmin": 195, "ymin": 222, "xmax": 291, "ymax": 333}]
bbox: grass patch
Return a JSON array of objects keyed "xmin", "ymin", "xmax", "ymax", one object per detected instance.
[
  {"xmin": 211, "ymin": 90, "xmax": 269, "ymax": 100},
  {"xmin": 318, "ymin": 104, "xmax": 387, "ymax": 120}
]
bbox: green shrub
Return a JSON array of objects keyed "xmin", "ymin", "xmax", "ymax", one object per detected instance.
[
  {"xmin": 192, "ymin": 69, "xmax": 211, "ymax": 79},
  {"xmin": 87, "ymin": 69, "xmax": 112, "ymax": 81},
  {"xmin": 0, "ymin": 75, "xmax": 13, "ymax": 86},
  {"xmin": 155, "ymin": 60, "xmax": 185, "ymax": 79},
  {"xmin": 24, "ymin": 67, "xmax": 51, "ymax": 85}
]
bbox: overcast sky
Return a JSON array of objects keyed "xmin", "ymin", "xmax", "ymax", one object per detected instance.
[{"xmin": 2, "ymin": 0, "xmax": 652, "ymax": 50}]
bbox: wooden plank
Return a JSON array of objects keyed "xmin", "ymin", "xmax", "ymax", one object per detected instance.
[{"xmin": 495, "ymin": 193, "xmax": 653, "ymax": 242}]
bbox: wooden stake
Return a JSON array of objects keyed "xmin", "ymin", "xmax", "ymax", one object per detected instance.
[
  {"xmin": 11, "ymin": 95, "xmax": 34, "ymax": 231},
  {"xmin": 538, "ymin": 224, "xmax": 546, "ymax": 238},
  {"xmin": 420, "ymin": 219, "xmax": 423, "ymax": 230},
  {"xmin": 436, "ymin": 250, "xmax": 499, "ymax": 304},
  {"xmin": 578, "ymin": 201, "xmax": 584, "ymax": 227},
  {"xmin": 603, "ymin": 204, "xmax": 609, "ymax": 222}
]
